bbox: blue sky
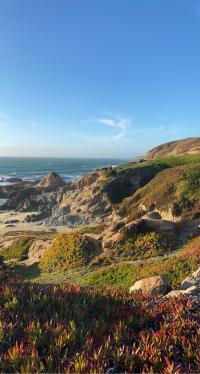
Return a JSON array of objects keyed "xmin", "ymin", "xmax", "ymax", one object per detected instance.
[{"xmin": 0, "ymin": 0, "xmax": 200, "ymax": 158}]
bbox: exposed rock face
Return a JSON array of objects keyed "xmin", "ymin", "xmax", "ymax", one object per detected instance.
[
  {"xmin": 71, "ymin": 172, "xmax": 100, "ymax": 189},
  {"xmin": 46, "ymin": 177, "xmax": 112, "ymax": 227},
  {"xmin": 2, "ymin": 188, "xmax": 36, "ymax": 210},
  {"xmin": 129, "ymin": 275, "xmax": 170, "ymax": 296},
  {"xmin": 146, "ymin": 137, "xmax": 200, "ymax": 160},
  {"xmin": 36, "ymin": 172, "xmax": 65, "ymax": 191},
  {"xmin": 0, "ymin": 170, "xmax": 114, "ymax": 228}
]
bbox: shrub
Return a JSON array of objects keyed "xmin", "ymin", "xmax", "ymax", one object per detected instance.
[
  {"xmin": 89, "ymin": 254, "xmax": 113, "ymax": 268},
  {"xmin": 40, "ymin": 232, "xmax": 96, "ymax": 272},
  {"xmin": 0, "ymin": 239, "xmax": 33, "ymax": 261},
  {"xmin": 112, "ymin": 231, "xmax": 171, "ymax": 260}
]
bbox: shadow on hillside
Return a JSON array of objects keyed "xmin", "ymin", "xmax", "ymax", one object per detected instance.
[{"xmin": 11, "ymin": 262, "xmax": 41, "ymax": 281}]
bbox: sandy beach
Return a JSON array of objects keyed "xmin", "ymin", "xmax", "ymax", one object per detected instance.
[{"xmin": 0, "ymin": 210, "xmax": 68, "ymax": 235}]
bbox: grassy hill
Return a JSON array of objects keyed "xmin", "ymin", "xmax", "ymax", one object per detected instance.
[{"xmin": 145, "ymin": 137, "xmax": 200, "ymax": 159}]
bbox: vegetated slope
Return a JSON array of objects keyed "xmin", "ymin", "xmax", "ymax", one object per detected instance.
[
  {"xmin": 146, "ymin": 137, "xmax": 200, "ymax": 160},
  {"xmin": 40, "ymin": 232, "xmax": 99, "ymax": 272},
  {"xmin": 0, "ymin": 238, "xmax": 33, "ymax": 260},
  {"xmin": 81, "ymin": 234, "xmax": 200, "ymax": 290},
  {"xmin": 0, "ymin": 271, "xmax": 199, "ymax": 373},
  {"xmin": 122, "ymin": 160, "xmax": 200, "ymax": 220}
]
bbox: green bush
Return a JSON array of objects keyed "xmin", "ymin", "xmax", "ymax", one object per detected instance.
[
  {"xmin": 0, "ymin": 239, "xmax": 33, "ymax": 261},
  {"xmin": 40, "ymin": 232, "xmax": 96, "ymax": 272},
  {"xmin": 112, "ymin": 231, "xmax": 171, "ymax": 260},
  {"xmin": 89, "ymin": 254, "xmax": 113, "ymax": 268}
]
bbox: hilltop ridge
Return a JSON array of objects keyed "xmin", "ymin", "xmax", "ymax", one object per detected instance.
[{"xmin": 145, "ymin": 137, "xmax": 200, "ymax": 159}]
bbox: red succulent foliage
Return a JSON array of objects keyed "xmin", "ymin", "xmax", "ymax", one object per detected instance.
[{"xmin": 0, "ymin": 271, "xmax": 199, "ymax": 373}]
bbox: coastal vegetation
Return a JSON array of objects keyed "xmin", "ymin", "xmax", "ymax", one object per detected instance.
[
  {"xmin": 40, "ymin": 232, "xmax": 97, "ymax": 272},
  {"xmin": 81, "ymin": 235, "xmax": 200, "ymax": 290},
  {"xmin": 0, "ymin": 271, "xmax": 199, "ymax": 373},
  {"xmin": 111, "ymin": 230, "xmax": 171, "ymax": 260},
  {"xmin": 0, "ymin": 238, "xmax": 33, "ymax": 261}
]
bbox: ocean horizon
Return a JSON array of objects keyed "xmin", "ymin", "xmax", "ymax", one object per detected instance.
[{"xmin": 0, "ymin": 157, "xmax": 128, "ymax": 185}]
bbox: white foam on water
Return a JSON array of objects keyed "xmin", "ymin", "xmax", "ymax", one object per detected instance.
[{"xmin": 0, "ymin": 182, "xmax": 12, "ymax": 186}]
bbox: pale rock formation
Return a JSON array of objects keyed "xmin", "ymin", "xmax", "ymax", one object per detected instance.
[
  {"xmin": 36, "ymin": 172, "xmax": 65, "ymax": 191},
  {"xmin": 129, "ymin": 275, "xmax": 170, "ymax": 296}
]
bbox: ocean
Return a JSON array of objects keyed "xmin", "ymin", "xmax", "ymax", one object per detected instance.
[{"xmin": 0, "ymin": 157, "xmax": 127, "ymax": 185}]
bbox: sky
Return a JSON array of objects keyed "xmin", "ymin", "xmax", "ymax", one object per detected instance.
[{"xmin": 0, "ymin": 0, "xmax": 200, "ymax": 158}]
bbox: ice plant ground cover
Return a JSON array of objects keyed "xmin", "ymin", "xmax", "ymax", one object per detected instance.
[{"xmin": 0, "ymin": 271, "xmax": 199, "ymax": 373}]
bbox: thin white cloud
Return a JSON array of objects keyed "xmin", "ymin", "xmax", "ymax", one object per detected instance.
[
  {"xmin": 98, "ymin": 116, "xmax": 127, "ymax": 134},
  {"xmin": 86, "ymin": 114, "xmax": 129, "ymax": 142}
]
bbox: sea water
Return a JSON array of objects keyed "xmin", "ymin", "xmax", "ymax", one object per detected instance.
[{"xmin": 0, "ymin": 157, "xmax": 127, "ymax": 185}]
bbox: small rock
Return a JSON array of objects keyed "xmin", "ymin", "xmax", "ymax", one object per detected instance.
[
  {"xmin": 192, "ymin": 266, "xmax": 200, "ymax": 279},
  {"xmin": 129, "ymin": 275, "xmax": 170, "ymax": 296},
  {"xmin": 5, "ymin": 219, "xmax": 19, "ymax": 224},
  {"xmin": 165, "ymin": 290, "xmax": 183, "ymax": 298}
]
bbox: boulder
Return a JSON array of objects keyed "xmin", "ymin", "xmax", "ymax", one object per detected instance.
[
  {"xmin": 180, "ymin": 276, "xmax": 198, "ymax": 290},
  {"xmin": 165, "ymin": 286, "xmax": 200, "ymax": 298},
  {"xmin": 129, "ymin": 275, "xmax": 170, "ymax": 296},
  {"xmin": 36, "ymin": 173, "xmax": 65, "ymax": 191}
]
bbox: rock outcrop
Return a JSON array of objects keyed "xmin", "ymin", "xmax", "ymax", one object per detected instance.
[{"xmin": 36, "ymin": 172, "xmax": 65, "ymax": 191}]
